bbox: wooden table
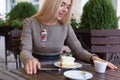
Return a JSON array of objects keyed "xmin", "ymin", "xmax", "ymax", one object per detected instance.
[{"xmin": 0, "ymin": 63, "xmax": 120, "ymax": 80}]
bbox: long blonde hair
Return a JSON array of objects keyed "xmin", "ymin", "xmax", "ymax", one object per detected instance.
[{"xmin": 33, "ymin": 0, "xmax": 74, "ymax": 24}]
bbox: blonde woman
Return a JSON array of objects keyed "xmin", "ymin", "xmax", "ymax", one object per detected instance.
[{"xmin": 20, "ymin": 0, "xmax": 117, "ymax": 75}]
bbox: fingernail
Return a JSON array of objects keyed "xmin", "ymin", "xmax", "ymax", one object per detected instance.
[
  {"xmin": 30, "ymin": 71, "xmax": 32, "ymax": 75},
  {"xmin": 27, "ymin": 72, "xmax": 29, "ymax": 74},
  {"xmin": 34, "ymin": 70, "xmax": 36, "ymax": 74},
  {"xmin": 27, "ymin": 71, "xmax": 30, "ymax": 74}
]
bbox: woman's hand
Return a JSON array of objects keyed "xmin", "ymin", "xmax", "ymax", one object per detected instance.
[
  {"xmin": 91, "ymin": 56, "xmax": 118, "ymax": 70},
  {"xmin": 25, "ymin": 58, "xmax": 41, "ymax": 75},
  {"xmin": 107, "ymin": 62, "xmax": 118, "ymax": 70}
]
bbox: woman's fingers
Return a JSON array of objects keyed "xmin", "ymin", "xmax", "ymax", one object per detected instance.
[
  {"xmin": 25, "ymin": 63, "xmax": 29, "ymax": 74},
  {"xmin": 33, "ymin": 59, "xmax": 37, "ymax": 74},
  {"xmin": 28, "ymin": 60, "xmax": 33, "ymax": 74},
  {"xmin": 108, "ymin": 62, "xmax": 118, "ymax": 70},
  {"xmin": 36, "ymin": 62, "xmax": 41, "ymax": 70},
  {"xmin": 25, "ymin": 59, "xmax": 40, "ymax": 75}
]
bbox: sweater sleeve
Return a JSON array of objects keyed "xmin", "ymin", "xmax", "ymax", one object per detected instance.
[
  {"xmin": 65, "ymin": 24, "xmax": 94, "ymax": 63},
  {"xmin": 20, "ymin": 18, "xmax": 35, "ymax": 65}
]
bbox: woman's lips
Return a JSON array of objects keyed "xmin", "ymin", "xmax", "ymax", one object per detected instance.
[{"xmin": 59, "ymin": 13, "xmax": 65, "ymax": 17}]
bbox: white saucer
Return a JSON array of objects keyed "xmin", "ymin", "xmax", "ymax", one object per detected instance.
[
  {"xmin": 54, "ymin": 62, "xmax": 82, "ymax": 69},
  {"xmin": 64, "ymin": 70, "xmax": 93, "ymax": 80}
]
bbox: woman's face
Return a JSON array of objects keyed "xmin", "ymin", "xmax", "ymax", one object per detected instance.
[{"xmin": 56, "ymin": 0, "xmax": 71, "ymax": 21}]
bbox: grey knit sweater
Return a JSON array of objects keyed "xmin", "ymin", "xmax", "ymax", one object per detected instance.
[{"xmin": 20, "ymin": 17, "xmax": 94, "ymax": 64}]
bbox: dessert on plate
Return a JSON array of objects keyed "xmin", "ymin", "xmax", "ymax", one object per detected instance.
[{"xmin": 60, "ymin": 56, "xmax": 76, "ymax": 68}]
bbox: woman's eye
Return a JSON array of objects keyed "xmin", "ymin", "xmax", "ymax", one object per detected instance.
[
  {"xmin": 60, "ymin": 2, "xmax": 71, "ymax": 9},
  {"xmin": 61, "ymin": 3, "xmax": 65, "ymax": 7},
  {"xmin": 67, "ymin": 6, "xmax": 70, "ymax": 9}
]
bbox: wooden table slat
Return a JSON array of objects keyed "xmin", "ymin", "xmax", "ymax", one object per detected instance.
[
  {"xmin": 0, "ymin": 71, "xmax": 16, "ymax": 80},
  {"xmin": 0, "ymin": 64, "xmax": 120, "ymax": 80},
  {"xmin": 2, "ymin": 70, "xmax": 26, "ymax": 80}
]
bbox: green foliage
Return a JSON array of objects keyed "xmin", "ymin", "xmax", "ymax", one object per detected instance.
[
  {"xmin": 80, "ymin": 0, "xmax": 118, "ymax": 30},
  {"xmin": 0, "ymin": 20, "xmax": 6, "ymax": 27},
  {"xmin": 62, "ymin": 52, "xmax": 72, "ymax": 56},
  {"xmin": 70, "ymin": 19, "xmax": 80, "ymax": 29},
  {"xmin": 65, "ymin": 52, "xmax": 72, "ymax": 56},
  {"xmin": 6, "ymin": 2, "xmax": 37, "ymax": 29},
  {"xmin": 9, "ymin": 19, "xmax": 24, "ymax": 29}
]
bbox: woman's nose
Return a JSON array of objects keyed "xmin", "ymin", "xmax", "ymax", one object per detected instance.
[{"xmin": 62, "ymin": 6, "xmax": 68, "ymax": 12}]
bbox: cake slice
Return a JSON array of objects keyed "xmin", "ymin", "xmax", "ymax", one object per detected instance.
[{"xmin": 60, "ymin": 56, "xmax": 76, "ymax": 68}]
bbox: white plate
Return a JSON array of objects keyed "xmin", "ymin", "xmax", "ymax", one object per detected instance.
[
  {"xmin": 54, "ymin": 62, "xmax": 82, "ymax": 69},
  {"xmin": 64, "ymin": 70, "xmax": 93, "ymax": 80}
]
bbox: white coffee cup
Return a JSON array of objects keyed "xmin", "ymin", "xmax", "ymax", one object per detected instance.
[{"xmin": 94, "ymin": 60, "xmax": 108, "ymax": 73}]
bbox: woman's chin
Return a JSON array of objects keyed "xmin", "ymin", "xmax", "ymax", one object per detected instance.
[{"xmin": 57, "ymin": 16, "xmax": 64, "ymax": 20}]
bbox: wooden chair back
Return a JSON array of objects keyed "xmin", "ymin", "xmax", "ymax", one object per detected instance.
[
  {"xmin": 91, "ymin": 30, "xmax": 120, "ymax": 63},
  {"xmin": 11, "ymin": 30, "xmax": 21, "ymax": 54},
  {"xmin": 10, "ymin": 30, "xmax": 22, "ymax": 68}
]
